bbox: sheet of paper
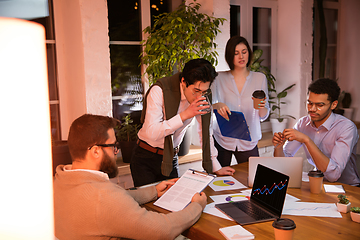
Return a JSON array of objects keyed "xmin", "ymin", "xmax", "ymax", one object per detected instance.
[
  {"xmin": 210, "ymin": 192, "xmax": 299, "ymax": 204},
  {"xmin": 203, "ymin": 202, "xmax": 234, "ymax": 221},
  {"xmin": 210, "ymin": 193, "xmax": 250, "ymax": 204},
  {"xmin": 282, "ymin": 202, "xmax": 342, "ymax": 218},
  {"xmin": 240, "ymin": 189, "xmax": 252, "ymax": 195},
  {"xmin": 219, "ymin": 225, "xmax": 254, "ymax": 240},
  {"xmin": 154, "ymin": 169, "xmax": 215, "ymax": 212},
  {"xmin": 209, "ymin": 176, "xmax": 247, "ymax": 191},
  {"xmin": 285, "ymin": 194, "xmax": 301, "ymax": 202},
  {"xmin": 324, "ymin": 184, "xmax": 345, "ymax": 193}
]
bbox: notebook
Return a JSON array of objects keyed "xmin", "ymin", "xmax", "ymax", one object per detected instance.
[
  {"xmin": 248, "ymin": 157, "xmax": 303, "ymax": 188},
  {"xmin": 215, "ymin": 164, "xmax": 289, "ymax": 225}
]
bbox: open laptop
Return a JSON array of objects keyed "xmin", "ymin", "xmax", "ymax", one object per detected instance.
[
  {"xmin": 248, "ymin": 157, "xmax": 303, "ymax": 188},
  {"xmin": 215, "ymin": 164, "xmax": 289, "ymax": 225}
]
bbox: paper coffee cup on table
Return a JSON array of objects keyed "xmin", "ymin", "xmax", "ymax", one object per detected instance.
[
  {"xmin": 252, "ymin": 90, "xmax": 265, "ymax": 109},
  {"xmin": 308, "ymin": 170, "xmax": 324, "ymax": 194},
  {"xmin": 272, "ymin": 218, "xmax": 296, "ymax": 240}
]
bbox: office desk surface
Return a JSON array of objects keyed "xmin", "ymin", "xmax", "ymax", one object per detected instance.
[{"xmin": 144, "ymin": 162, "xmax": 360, "ymax": 240}]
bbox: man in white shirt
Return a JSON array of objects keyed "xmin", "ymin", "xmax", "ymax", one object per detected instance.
[{"xmin": 131, "ymin": 59, "xmax": 235, "ymax": 187}]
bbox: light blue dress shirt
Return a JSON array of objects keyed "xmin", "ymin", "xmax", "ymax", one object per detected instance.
[{"xmin": 283, "ymin": 112, "xmax": 360, "ymax": 185}]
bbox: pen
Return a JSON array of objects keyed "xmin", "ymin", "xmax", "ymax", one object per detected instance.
[
  {"xmin": 274, "ymin": 139, "xmax": 286, "ymax": 148},
  {"xmin": 274, "ymin": 131, "xmax": 286, "ymax": 148}
]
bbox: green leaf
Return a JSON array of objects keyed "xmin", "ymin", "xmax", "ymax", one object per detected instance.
[
  {"xmin": 272, "ymin": 106, "xmax": 279, "ymax": 111},
  {"xmin": 252, "ymin": 49, "xmax": 263, "ymax": 62},
  {"xmin": 277, "ymin": 92, "xmax": 287, "ymax": 99},
  {"xmin": 281, "ymin": 84, "xmax": 296, "ymax": 93},
  {"xmin": 283, "ymin": 115, "xmax": 296, "ymax": 120}
]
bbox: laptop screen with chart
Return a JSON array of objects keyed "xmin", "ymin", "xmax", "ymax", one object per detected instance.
[{"xmin": 215, "ymin": 164, "xmax": 289, "ymax": 225}]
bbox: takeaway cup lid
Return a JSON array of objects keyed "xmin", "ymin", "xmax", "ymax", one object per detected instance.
[
  {"xmin": 272, "ymin": 218, "xmax": 296, "ymax": 230},
  {"xmin": 252, "ymin": 90, "xmax": 266, "ymax": 99},
  {"xmin": 308, "ymin": 170, "xmax": 324, "ymax": 178}
]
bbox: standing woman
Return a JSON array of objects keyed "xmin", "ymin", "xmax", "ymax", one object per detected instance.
[{"xmin": 211, "ymin": 36, "xmax": 270, "ymax": 167}]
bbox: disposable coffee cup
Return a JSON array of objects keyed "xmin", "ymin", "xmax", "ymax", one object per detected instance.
[
  {"xmin": 252, "ymin": 90, "xmax": 265, "ymax": 109},
  {"xmin": 272, "ymin": 218, "xmax": 296, "ymax": 240},
  {"xmin": 308, "ymin": 170, "xmax": 324, "ymax": 194}
]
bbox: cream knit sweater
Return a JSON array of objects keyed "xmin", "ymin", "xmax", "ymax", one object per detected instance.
[{"xmin": 54, "ymin": 165, "xmax": 203, "ymax": 240}]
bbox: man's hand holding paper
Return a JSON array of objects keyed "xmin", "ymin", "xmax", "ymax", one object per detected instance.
[{"xmin": 156, "ymin": 178, "xmax": 179, "ymax": 197}]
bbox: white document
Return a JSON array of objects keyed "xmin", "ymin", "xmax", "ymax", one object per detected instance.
[
  {"xmin": 323, "ymin": 184, "xmax": 345, "ymax": 193},
  {"xmin": 210, "ymin": 193, "xmax": 250, "ymax": 204},
  {"xmin": 209, "ymin": 192, "xmax": 299, "ymax": 205},
  {"xmin": 154, "ymin": 169, "xmax": 215, "ymax": 212},
  {"xmin": 282, "ymin": 202, "xmax": 342, "ymax": 218},
  {"xmin": 209, "ymin": 176, "xmax": 247, "ymax": 191},
  {"xmin": 219, "ymin": 225, "xmax": 254, "ymax": 240}
]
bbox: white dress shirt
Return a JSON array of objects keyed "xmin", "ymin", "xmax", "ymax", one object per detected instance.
[{"xmin": 138, "ymin": 83, "xmax": 222, "ymax": 172}]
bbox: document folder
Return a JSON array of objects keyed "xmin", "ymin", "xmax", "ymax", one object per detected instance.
[{"xmin": 214, "ymin": 110, "xmax": 251, "ymax": 141}]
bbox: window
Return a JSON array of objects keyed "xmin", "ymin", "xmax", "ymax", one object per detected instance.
[
  {"xmin": 108, "ymin": 0, "xmax": 170, "ymax": 123},
  {"xmin": 313, "ymin": 0, "xmax": 339, "ymax": 80},
  {"xmin": 230, "ymin": 0, "xmax": 277, "ymax": 75},
  {"xmin": 30, "ymin": 0, "xmax": 61, "ymax": 141}
]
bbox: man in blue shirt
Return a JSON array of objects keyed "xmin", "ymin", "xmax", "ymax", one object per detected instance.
[{"xmin": 273, "ymin": 78, "xmax": 360, "ymax": 186}]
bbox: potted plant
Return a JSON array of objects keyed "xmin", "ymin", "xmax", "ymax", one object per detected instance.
[
  {"xmin": 116, "ymin": 114, "xmax": 140, "ymax": 163},
  {"xmin": 141, "ymin": 0, "xmax": 225, "ymax": 84},
  {"xmin": 141, "ymin": 1, "xmax": 225, "ymax": 154},
  {"xmin": 350, "ymin": 207, "xmax": 360, "ymax": 223},
  {"xmin": 250, "ymin": 49, "xmax": 296, "ymax": 134},
  {"xmin": 250, "ymin": 49, "xmax": 276, "ymax": 94},
  {"xmin": 337, "ymin": 194, "xmax": 351, "ymax": 213},
  {"xmin": 268, "ymin": 84, "xmax": 296, "ymax": 134}
]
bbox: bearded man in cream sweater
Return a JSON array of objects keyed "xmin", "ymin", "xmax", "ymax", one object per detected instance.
[{"xmin": 53, "ymin": 114, "xmax": 207, "ymax": 240}]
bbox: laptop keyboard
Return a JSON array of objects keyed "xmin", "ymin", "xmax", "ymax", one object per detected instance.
[{"xmin": 232, "ymin": 201, "xmax": 274, "ymax": 221}]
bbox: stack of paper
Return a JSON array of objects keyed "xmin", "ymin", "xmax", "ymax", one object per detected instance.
[
  {"xmin": 323, "ymin": 184, "xmax": 345, "ymax": 193},
  {"xmin": 219, "ymin": 225, "xmax": 254, "ymax": 240}
]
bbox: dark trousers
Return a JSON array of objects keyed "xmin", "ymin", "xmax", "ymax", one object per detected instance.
[
  {"xmin": 214, "ymin": 138, "xmax": 259, "ymax": 167},
  {"xmin": 130, "ymin": 144, "xmax": 179, "ymax": 187}
]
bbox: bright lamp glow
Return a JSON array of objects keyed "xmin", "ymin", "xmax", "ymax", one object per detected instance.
[{"xmin": 0, "ymin": 17, "xmax": 54, "ymax": 239}]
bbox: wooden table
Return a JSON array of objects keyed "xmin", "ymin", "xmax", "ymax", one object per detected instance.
[{"xmin": 144, "ymin": 162, "xmax": 360, "ymax": 239}]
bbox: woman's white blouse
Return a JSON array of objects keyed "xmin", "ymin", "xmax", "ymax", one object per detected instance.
[{"xmin": 211, "ymin": 71, "xmax": 270, "ymax": 151}]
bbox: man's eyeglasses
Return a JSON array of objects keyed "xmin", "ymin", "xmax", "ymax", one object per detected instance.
[
  {"xmin": 88, "ymin": 142, "xmax": 120, "ymax": 154},
  {"xmin": 306, "ymin": 100, "xmax": 330, "ymax": 111},
  {"xmin": 192, "ymin": 88, "xmax": 210, "ymax": 97}
]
